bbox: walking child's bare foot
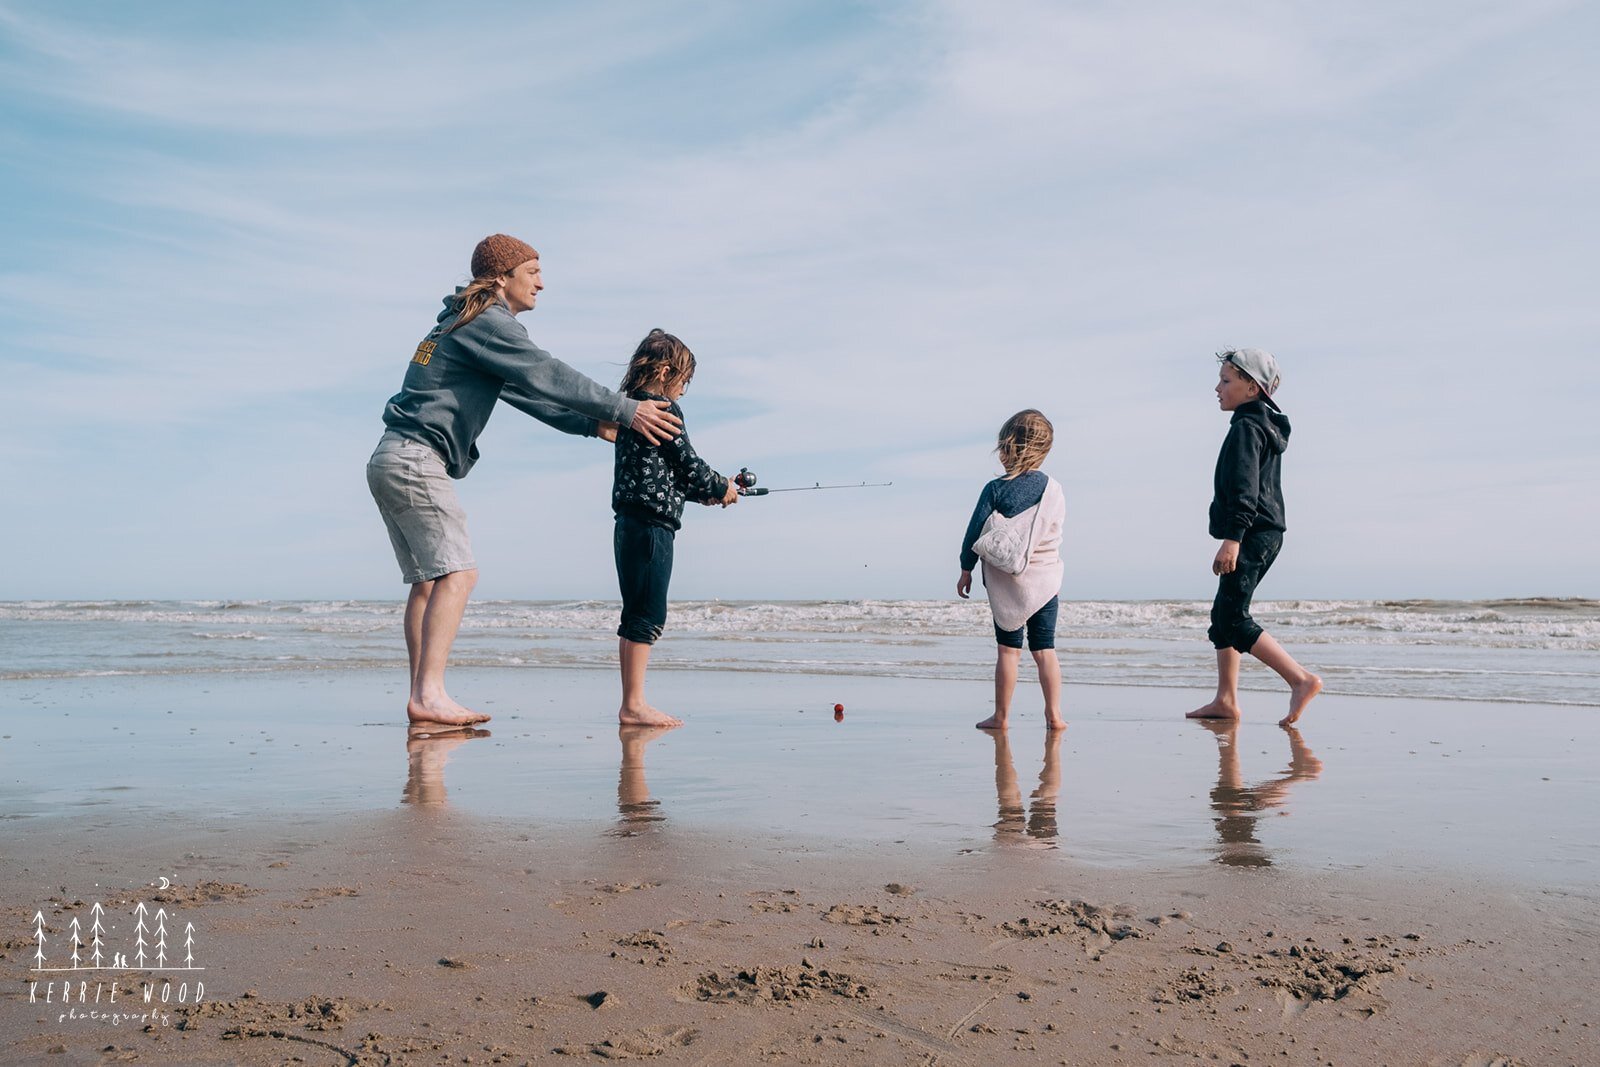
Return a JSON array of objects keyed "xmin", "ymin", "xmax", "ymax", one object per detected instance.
[
  {"xmin": 619, "ymin": 703, "xmax": 684, "ymax": 727},
  {"xmin": 975, "ymin": 716, "xmax": 1007, "ymax": 730},
  {"xmin": 408, "ymin": 695, "xmax": 491, "ymax": 727},
  {"xmin": 1280, "ymin": 673, "xmax": 1323, "ymax": 726},
  {"xmin": 1044, "ymin": 717, "xmax": 1068, "ymax": 731},
  {"xmin": 1186, "ymin": 699, "xmax": 1241, "ymax": 720}
]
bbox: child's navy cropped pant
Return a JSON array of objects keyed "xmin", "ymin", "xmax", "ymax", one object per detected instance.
[{"xmin": 615, "ymin": 513, "xmax": 674, "ymax": 645}]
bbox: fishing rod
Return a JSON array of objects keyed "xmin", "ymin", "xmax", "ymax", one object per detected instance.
[{"xmin": 734, "ymin": 468, "xmax": 892, "ymax": 497}]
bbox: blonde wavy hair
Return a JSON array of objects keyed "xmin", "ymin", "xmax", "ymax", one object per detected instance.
[
  {"xmin": 445, "ymin": 274, "xmax": 508, "ymax": 333},
  {"xmin": 620, "ymin": 329, "xmax": 696, "ymax": 394},
  {"xmin": 996, "ymin": 409, "xmax": 1053, "ymax": 475}
]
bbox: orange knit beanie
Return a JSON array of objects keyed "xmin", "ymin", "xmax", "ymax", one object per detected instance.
[{"xmin": 470, "ymin": 234, "xmax": 539, "ymax": 279}]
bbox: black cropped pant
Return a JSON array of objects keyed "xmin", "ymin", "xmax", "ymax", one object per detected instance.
[
  {"xmin": 615, "ymin": 513, "xmax": 674, "ymax": 645},
  {"xmin": 1208, "ymin": 529, "xmax": 1282, "ymax": 653}
]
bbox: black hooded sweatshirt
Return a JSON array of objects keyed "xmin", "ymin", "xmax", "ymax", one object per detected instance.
[{"xmin": 1209, "ymin": 399, "xmax": 1291, "ymax": 542}]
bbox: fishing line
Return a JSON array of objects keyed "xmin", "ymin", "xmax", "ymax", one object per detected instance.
[{"xmin": 733, "ymin": 468, "xmax": 892, "ymax": 497}]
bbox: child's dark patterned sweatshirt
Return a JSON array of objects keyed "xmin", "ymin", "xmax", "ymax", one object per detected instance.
[{"xmin": 611, "ymin": 390, "xmax": 729, "ymax": 531}]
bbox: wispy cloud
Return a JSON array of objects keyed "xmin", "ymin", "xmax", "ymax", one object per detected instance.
[{"xmin": 3, "ymin": 0, "xmax": 1596, "ymax": 597}]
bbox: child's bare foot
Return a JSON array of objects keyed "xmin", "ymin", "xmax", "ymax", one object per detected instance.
[
  {"xmin": 618, "ymin": 723, "xmax": 677, "ymax": 744},
  {"xmin": 1186, "ymin": 700, "xmax": 1241, "ymax": 720},
  {"xmin": 1044, "ymin": 717, "xmax": 1068, "ymax": 731},
  {"xmin": 1280, "ymin": 674, "xmax": 1323, "ymax": 726},
  {"xmin": 1280, "ymin": 724, "xmax": 1324, "ymax": 777},
  {"xmin": 408, "ymin": 694, "xmax": 491, "ymax": 726},
  {"xmin": 976, "ymin": 715, "xmax": 1008, "ymax": 730},
  {"xmin": 619, "ymin": 703, "xmax": 683, "ymax": 727}
]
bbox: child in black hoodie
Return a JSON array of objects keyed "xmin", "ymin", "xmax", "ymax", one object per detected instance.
[{"xmin": 1187, "ymin": 349, "xmax": 1322, "ymax": 726}]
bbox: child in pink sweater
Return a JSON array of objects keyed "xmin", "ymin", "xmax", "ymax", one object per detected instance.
[{"xmin": 957, "ymin": 410, "xmax": 1067, "ymax": 731}]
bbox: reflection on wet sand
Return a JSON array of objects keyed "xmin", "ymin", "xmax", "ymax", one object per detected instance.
[
  {"xmin": 1197, "ymin": 720, "xmax": 1323, "ymax": 867},
  {"xmin": 988, "ymin": 729, "xmax": 1064, "ymax": 848},
  {"xmin": 614, "ymin": 724, "xmax": 674, "ymax": 834},
  {"xmin": 401, "ymin": 725, "xmax": 491, "ymax": 807}
]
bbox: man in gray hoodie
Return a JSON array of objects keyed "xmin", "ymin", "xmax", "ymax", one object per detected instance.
[{"xmin": 367, "ymin": 235, "xmax": 681, "ymax": 728}]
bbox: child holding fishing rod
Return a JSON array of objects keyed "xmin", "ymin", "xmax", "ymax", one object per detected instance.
[
  {"xmin": 957, "ymin": 410, "xmax": 1067, "ymax": 732},
  {"xmin": 611, "ymin": 329, "xmax": 739, "ymax": 727}
]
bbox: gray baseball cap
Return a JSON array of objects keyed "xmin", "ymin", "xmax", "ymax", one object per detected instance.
[{"xmin": 1219, "ymin": 347, "xmax": 1280, "ymax": 396}]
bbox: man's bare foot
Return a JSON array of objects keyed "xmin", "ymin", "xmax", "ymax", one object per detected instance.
[
  {"xmin": 407, "ymin": 694, "xmax": 491, "ymax": 727},
  {"xmin": 1186, "ymin": 700, "xmax": 1241, "ymax": 720},
  {"xmin": 402, "ymin": 728, "xmax": 488, "ymax": 806},
  {"xmin": 618, "ymin": 723, "xmax": 677, "ymax": 744},
  {"xmin": 1280, "ymin": 674, "xmax": 1323, "ymax": 726},
  {"xmin": 1044, "ymin": 717, "xmax": 1068, "ymax": 731},
  {"xmin": 976, "ymin": 716, "xmax": 1008, "ymax": 730},
  {"xmin": 406, "ymin": 724, "xmax": 491, "ymax": 741},
  {"xmin": 619, "ymin": 704, "xmax": 683, "ymax": 727}
]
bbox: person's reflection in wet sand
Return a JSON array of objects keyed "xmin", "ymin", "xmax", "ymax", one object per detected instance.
[
  {"xmin": 988, "ymin": 729, "xmax": 1065, "ymax": 848},
  {"xmin": 614, "ymin": 724, "xmax": 674, "ymax": 833},
  {"xmin": 401, "ymin": 725, "xmax": 490, "ymax": 807},
  {"xmin": 1197, "ymin": 720, "xmax": 1322, "ymax": 867}
]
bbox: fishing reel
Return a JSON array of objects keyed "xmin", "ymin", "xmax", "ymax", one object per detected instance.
[{"xmin": 734, "ymin": 468, "xmax": 767, "ymax": 496}]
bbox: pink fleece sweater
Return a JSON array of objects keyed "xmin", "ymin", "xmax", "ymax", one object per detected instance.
[{"xmin": 982, "ymin": 476, "xmax": 1065, "ymax": 631}]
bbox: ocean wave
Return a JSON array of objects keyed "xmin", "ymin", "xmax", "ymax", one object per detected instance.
[
  {"xmin": 7, "ymin": 596, "xmax": 1597, "ymax": 626},
  {"xmin": 3, "ymin": 598, "xmax": 1598, "ymax": 705},
  {"xmin": 5, "ymin": 598, "xmax": 1599, "ymax": 651}
]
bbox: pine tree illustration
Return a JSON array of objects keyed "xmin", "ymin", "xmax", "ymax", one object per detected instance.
[
  {"xmin": 69, "ymin": 916, "xmax": 83, "ymax": 969},
  {"xmin": 134, "ymin": 902, "xmax": 150, "ymax": 968},
  {"xmin": 154, "ymin": 908, "xmax": 169, "ymax": 968},
  {"xmin": 31, "ymin": 912, "xmax": 46, "ymax": 970},
  {"xmin": 89, "ymin": 902, "xmax": 106, "ymax": 968}
]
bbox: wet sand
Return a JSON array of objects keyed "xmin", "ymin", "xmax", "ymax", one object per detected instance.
[{"xmin": 2, "ymin": 668, "xmax": 1597, "ymax": 1064}]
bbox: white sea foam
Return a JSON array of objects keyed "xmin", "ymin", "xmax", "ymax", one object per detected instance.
[{"xmin": 2, "ymin": 598, "xmax": 1596, "ymax": 703}]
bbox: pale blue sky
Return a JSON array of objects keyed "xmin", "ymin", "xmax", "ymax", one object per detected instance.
[{"xmin": 3, "ymin": 1, "xmax": 1596, "ymax": 601}]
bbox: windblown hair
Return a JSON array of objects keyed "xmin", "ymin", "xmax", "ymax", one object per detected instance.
[
  {"xmin": 1215, "ymin": 351, "xmax": 1263, "ymax": 396},
  {"xmin": 446, "ymin": 274, "xmax": 509, "ymax": 333},
  {"xmin": 620, "ymin": 328, "xmax": 696, "ymax": 395},
  {"xmin": 996, "ymin": 409, "xmax": 1054, "ymax": 475}
]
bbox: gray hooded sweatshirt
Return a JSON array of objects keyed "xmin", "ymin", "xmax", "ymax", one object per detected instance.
[{"xmin": 381, "ymin": 293, "xmax": 640, "ymax": 479}]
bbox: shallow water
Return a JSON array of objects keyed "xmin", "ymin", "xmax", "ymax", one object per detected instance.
[
  {"xmin": 1, "ymin": 668, "xmax": 1595, "ymax": 891},
  {"xmin": 3, "ymin": 597, "xmax": 1599, "ymax": 705}
]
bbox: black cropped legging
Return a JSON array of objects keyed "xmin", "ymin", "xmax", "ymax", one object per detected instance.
[{"xmin": 1208, "ymin": 530, "xmax": 1282, "ymax": 653}]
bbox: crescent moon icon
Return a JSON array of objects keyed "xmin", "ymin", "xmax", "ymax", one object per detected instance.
[{"xmin": 157, "ymin": 877, "xmax": 170, "ymax": 890}]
